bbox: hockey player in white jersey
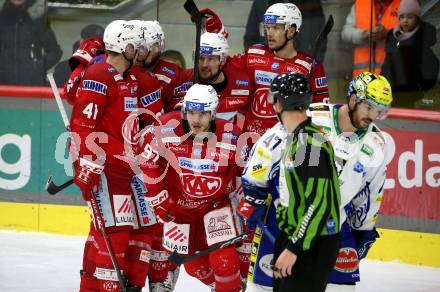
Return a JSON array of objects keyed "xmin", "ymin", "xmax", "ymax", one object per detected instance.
[
  {"xmin": 238, "ymin": 71, "xmax": 393, "ymax": 292},
  {"xmin": 313, "ymin": 72, "xmax": 392, "ymax": 291}
]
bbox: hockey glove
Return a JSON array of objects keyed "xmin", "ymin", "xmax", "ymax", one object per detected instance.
[
  {"xmin": 237, "ymin": 199, "xmax": 267, "ymax": 230},
  {"xmin": 192, "ymin": 8, "xmax": 229, "ymax": 38},
  {"xmin": 352, "ymin": 228, "xmax": 380, "ymax": 260},
  {"xmin": 236, "ymin": 182, "xmax": 267, "ymax": 230},
  {"xmin": 73, "ymin": 157, "xmax": 104, "ymax": 201},
  {"xmin": 68, "ymin": 36, "xmax": 105, "ymax": 71}
]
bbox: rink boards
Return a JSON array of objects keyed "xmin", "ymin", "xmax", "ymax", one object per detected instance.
[{"xmin": 1, "ymin": 87, "xmax": 440, "ymax": 267}]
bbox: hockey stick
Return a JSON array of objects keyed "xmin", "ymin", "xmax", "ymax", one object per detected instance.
[
  {"xmin": 184, "ymin": 0, "xmax": 202, "ymax": 83},
  {"xmin": 46, "ymin": 72, "xmax": 127, "ymax": 291},
  {"xmin": 45, "ymin": 72, "xmax": 77, "ymax": 195},
  {"xmin": 46, "ymin": 177, "xmax": 74, "ymax": 195},
  {"xmin": 311, "ymin": 14, "xmax": 334, "ymax": 71},
  {"xmin": 257, "ymin": 220, "xmax": 276, "ymax": 245},
  {"xmin": 168, "ymin": 231, "xmax": 252, "ymax": 265},
  {"xmin": 307, "ymin": 15, "xmax": 333, "ymax": 94}
]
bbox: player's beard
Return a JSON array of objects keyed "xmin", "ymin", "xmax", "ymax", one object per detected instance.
[
  {"xmin": 189, "ymin": 122, "xmax": 210, "ymax": 136},
  {"xmin": 351, "ymin": 106, "xmax": 373, "ymax": 129},
  {"xmin": 199, "ymin": 67, "xmax": 221, "ymax": 84}
]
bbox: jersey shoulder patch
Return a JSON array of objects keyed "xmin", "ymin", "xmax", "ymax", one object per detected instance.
[{"xmin": 309, "ymin": 103, "xmax": 330, "ymax": 112}]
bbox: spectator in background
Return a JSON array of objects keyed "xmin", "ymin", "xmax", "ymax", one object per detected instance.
[
  {"xmin": 341, "ymin": 0, "xmax": 400, "ymax": 77},
  {"xmin": 243, "ymin": 0, "xmax": 327, "ymax": 61},
  {"xmin": 160, "ymin": 49, "xmax": 186, "ymax": 69},
  {"xmin": 381, "ymin": 0, "xmax": 439, "ymax": 109},
  {"xmin": 0, "ymin": 0, "xmax": 62, "ymax": 86},
  {"xmin": 54, "ymin": 24, "xmax": 105, "ymax": 85}
]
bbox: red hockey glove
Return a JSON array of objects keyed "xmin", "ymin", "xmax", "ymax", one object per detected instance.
[
  {"xmin": 192, "ymin": 8, "xmax": 229, "ymax": 38},
  {"xmin": 73, "ymin": 157, "xmax": 104, "ymax": 201},
  {"xmin": 68, "ymin": 36, "xmax": 105, "ymax": 71}
]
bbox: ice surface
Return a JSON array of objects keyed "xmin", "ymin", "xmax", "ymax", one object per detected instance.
[{"xmin": 1, "ymin": 231, "xmax": 439, "ymax": 292}]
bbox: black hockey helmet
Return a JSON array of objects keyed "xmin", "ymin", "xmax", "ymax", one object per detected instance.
[{"xmin": 268, "ymin": 72, "xmax": 312, "ymax": 111}]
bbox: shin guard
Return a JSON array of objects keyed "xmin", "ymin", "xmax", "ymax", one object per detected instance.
[{"xmin": 209, "ymin": 247, "xmax": 241, "ymax": 292}]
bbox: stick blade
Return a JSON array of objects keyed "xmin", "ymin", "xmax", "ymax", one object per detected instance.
[
  {"xmin": 322, "ymin": 15, "xmax": 334, "ymax": 36},
  {"xmin": 45, "ymin": 176, "xmax": 59, "ymax": 195},
  {"xmin": 184, "ymin": 0, "xmax": 201, "ymax": 19},
  {"xmin": 168, "ymin": 251, "xmax": 185, "ymax": 265}
]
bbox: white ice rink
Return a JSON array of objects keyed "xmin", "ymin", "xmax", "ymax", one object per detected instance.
[{"xmin": 1, "ymin": 231, "xmax": 440, "ymax": 292}]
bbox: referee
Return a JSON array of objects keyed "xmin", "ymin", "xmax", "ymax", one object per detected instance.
[{"xmin": 269, "ymin": 72, "xmax": 341, "ymax": 292}]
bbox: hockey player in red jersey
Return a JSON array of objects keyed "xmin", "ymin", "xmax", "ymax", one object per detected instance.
[
  {"xmin": 129, "ymin": 20, "xmax": 166, "ymax": 127},
  {"xmin": 176, "ymin": 32, "xmax": 253, "ymax": 130},
  {"xmin": 71, "ymin": 20, "xmax": 157, "ymax": 292},
  {"xmin": 141, "ymin": 84, "xmax": 245, "ymax": 292},
  {"xmin": 230, "ymin": 3, "xmax": 330, "ymax": 136},
  {"xmin": 142, "ymin": 20, "xmax": 191, "ymax": 112}
]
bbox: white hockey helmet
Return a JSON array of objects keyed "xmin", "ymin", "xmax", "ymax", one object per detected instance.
[
  {"xmin": 103, "ymin": 20, "xmax": 144, "ymax": 54},
  {"xmin": 129, "ymin": 20, "xmax": 159, "ymax": 51},
  {"xmin": 145, "ymin": 20, "xmax": 165, "ymax": 52},
  {"xmin": 182, "ymin": 84, "xmax": 219, "ymax": 119},
  {"xmin": 263, "ymin": 3, "xmax": 302, "ymax": 32},
  {"xmin": 199, "ymin": 32, "xmax": 229, "ymax": 65}
]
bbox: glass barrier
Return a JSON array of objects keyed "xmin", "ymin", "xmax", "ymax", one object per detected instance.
[{"xmin": 0, "ymin": 0, "xmax": 438, "ymax": 109}]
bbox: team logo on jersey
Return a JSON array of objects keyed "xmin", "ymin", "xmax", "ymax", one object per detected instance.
[
  {"xmin": 349, "ymin": 182, "xmax": 372, "ymax": 228},
  {"xmin": 145, "ymin": 190, "xmax": 169, "ymax": 207},
  {"xmin": 235, "ymin": 79, "xmax": 249, "ymax": 87},
  {"xmin": 248, "ymin": 56, "xmax": 269, "ymax": 66},
  {"xmin": 250, "ymin": 163, "xmax": 269, "ymax": 181},
  {"xmin": 334, "ymin": 247, "xmax": 359, "ymax": 273},
  {"xmin": 271, "ymin": 63, "xmax": 280, "ymax": 70},
  {"xmin": 315, "ymin": 77, "xmax": 327, "ymax": 88},
  {"xmin": 284, "ymin": 63, "xmax": 306, "ymax": 74},
  {"xmin": 161, "ymin": 66, "xmax": 176, "ymax": 76},
  {"xmin": 251, "ymin": 88, "xmax": 277, "ymax": 118},
  {"xmin": 113, "ymin": 74, "xmax": 123, "ymax": 81},
  {"xmin": 174, "ymin": 81, "xmax": 193, "ymax": 95},
  {"xmin": 231, "ymin": 89, "xmax": 249, "ymax": 96},
  {"xmin": 155, "ymin": 73, "xmax": 172, "ymax": 84},
  {"xmin": 180, "ymin": 173, "xmax": 222, "ymax": 197},
  {"xmin": 113, "ymin": 195, "xmax": 135, "ymax": 227},
  {"xmin": 361, "ymin": 144, "xmax": 374, "ymax": 157},
  {"xmin": 82, "ymin": 80, "xmax": 107, "ymax": 95},
  {"xmin": 124, "ymin": 97, "xmax": 138, "ymax": 112},
  {"xmin": 226, "ymin": 97, "xmax": 247, "ymax": 108},
  {"xmin": 140, "ymin": 89, "xmax": 161, "ymax": 107},
  {"xmin": 204, "ymin": 207, "xmax": 236, "ymax": 245},
  {"xmin": 178, "ymin": 157, "xmax": 218, "ymax": 172},
  {"xmin": 294, "ymin": 58, "xmax": 312, "ymax": 71},
  {"xmin": 310, "ymin": 104, "xmax": 330, "ymax": 111},
  {"xmin": 193, "ymin": 148, "xmax": 202, "ymax": 156},
  {"xmin": 255, "ymin": 70, "xmax": 277, "ymax": 86},
  {"xmin": 353, "ymin": 161, "xmax": 365, "ymax": 174},
  {"xmin": 168, "ymin": 144, "xmax": 188, "ymax": 154},
  {"xmin": 121, "ymin": 113, "xmax": 140, "ymax": 145},
  {"xmin": 163, "ymin": 222, "xmax": 190, "ymax": 254},
  {"xmin": 326, "ymin": 218, "xmax": 336, "ymax": 235},
  {"xmin": 248, "ymin": 48, "xmax": 266, "ymax": 55},
  {"xmin": 222, "ymin": 132, "xmax": 238, "ymax": 141},
  {"xmin": 159, "ymin": 125, "xmax": 175, "ymax": 134},
  {"xmin": 131, "ymin": 176, "xmax": 156, "ymax": 226},
  {"xmin": 259, "ymin": 254, "xmax": 274, "ymax": 277}
]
